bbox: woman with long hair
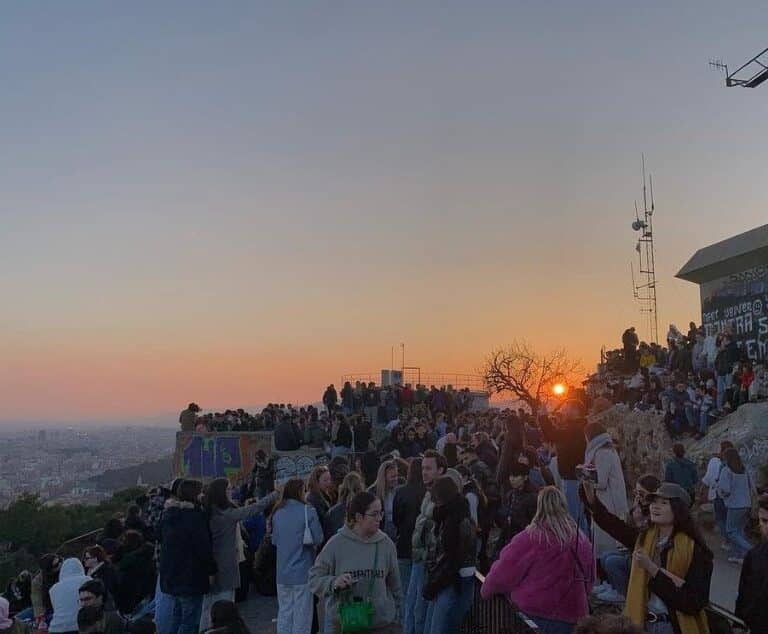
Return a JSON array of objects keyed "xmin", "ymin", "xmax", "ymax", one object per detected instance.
[
  {"xmin": 324, "ymin": 472, "xmax": 365, "ymax": 542},
  {"xmin": 582, "ymin": 481, "xmax": 712, "ymax": 633},
  {"xmin": 30, "ymin": 555, "xmax": 61, "ymax": 628},
  {"xmin": 309, "ymin": 492, "xmax": 403, "ymax": 634},
  {"xmin": 392, "ymin": 458, "xmax": 425, "ymax": 595},
  {"xmin": 199, "ymin": 478, "xmax": 276, "ymax": 630},
  {"xmin": 482, "ymin": 487, "xmax": 594, "ymax": 634},
  {"xmin": 422, "ymin": 476, "xmax": 478, "ymax": 634},
  {"xmin": 369, "ymin": 460, "xmax": 401, "ymax": 541},
  {"xmin": 717, "ymin": 448, "xmax": 757, "ymax": 565},
  {"xmin": 306, "ymin": 466, "xmax": 335, "ymax": 528},
  {"xmin": 271, "ymin": 478, "xmax": 323, "ymax": 634}
]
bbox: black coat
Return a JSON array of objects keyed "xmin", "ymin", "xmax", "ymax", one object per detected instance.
[
  {"xmin": 392, "ymin": 483, "xmax": 426, "ymax": 559},
  {"xmin": 736, "ymin": 542, "xmax": 768, "ymax": 633},
  {"xmin": 539, "ymin": 416, "xmax": 586, "ymax": 480},
  {"xmin": 334, "ymin": 422, "xmax": 353, "ymax": 448},
  {"xmin": 274, "ymin": 420, "xmax": 300, "ymax": 451},
  {"xmin": 115, "ymin": 543, "xmax": 156, "ymax": 614},
  {"xmin": 158, "ymin": 501, "xmax": 216, "ymax": 596}
]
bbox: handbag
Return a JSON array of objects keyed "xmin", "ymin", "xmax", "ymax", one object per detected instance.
[
  {"xmin": 338, "ymin": 543, "xmax": 378, "ymax": 632},
  {"xmin": 303, "ymin": 504, "xmax": 314, "ymax": 546}
]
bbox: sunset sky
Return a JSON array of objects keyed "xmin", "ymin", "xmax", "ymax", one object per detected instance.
[{"xmin": 2, "ymin": 2, "xmax": 767, "ymax": 423}]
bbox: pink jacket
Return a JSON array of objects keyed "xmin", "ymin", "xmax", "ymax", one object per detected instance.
[{"xmin": 481, "ymin": 527, "xmax": 595, "ymax": 624}]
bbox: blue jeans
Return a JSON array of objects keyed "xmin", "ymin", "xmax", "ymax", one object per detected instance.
[
  {"xmin": 698, "ymin": 410, "xmax": 710, "ymax": 434},
  {"xmin": 424, "ymin": 576, "xmax": 474, "ymax": 634},
  {"xmin": 404, "ymin": 561, "xmax": 427, "ymax": 634},
  {"xmin": 563, "ymin": 480, "xmax": 588, "ymax": 533},
  {"xmin": 154, "ymin": 577, "xmax": 175, "ymax": 634},
  {"xmin": 528, "ymin": 615, "xmax": 575, "ymax": 634},
  {"xmin": 714, "ymin": 497, "xmax": 728, "ymax": 538},
  {"xmin": 599, "ymin": 550, "xmax": 630, "ymax": 596},
  {"xmin": 15, "ymin": 608, "xmax": 34, "ymax": 623},
  {"xmin": 717, "ymin": 374, "xmax": 728, "ymax": 409},
  {"xmin": 167, "ymin": 595, "xmax": 203, "ymax": 634},
  {"xmin": 398, "ymin": 559, "xmax": 412, "ymax": 617},
  {"xmin": 725, "ymin": 507, "xmax": 754, "ymax": 558}
]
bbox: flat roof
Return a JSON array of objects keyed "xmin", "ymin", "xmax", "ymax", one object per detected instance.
[{"xmin": 676, "ymin": 223, "xmax": 768, "ymax": 284}]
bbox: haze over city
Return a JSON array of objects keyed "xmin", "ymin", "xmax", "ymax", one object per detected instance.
[{"xmin": 2, "ymin": 1, "xmax": 767, "ymax": 423}]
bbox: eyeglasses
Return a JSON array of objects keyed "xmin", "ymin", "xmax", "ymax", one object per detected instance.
[{"xmin": 365, "ymin": 510, "xmax": 384, "ymax": 518}]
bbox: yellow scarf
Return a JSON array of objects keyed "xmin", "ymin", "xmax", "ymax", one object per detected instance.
[{"xmin": 624, "ymin": 526, "xmax": 709, "ymax": 634}]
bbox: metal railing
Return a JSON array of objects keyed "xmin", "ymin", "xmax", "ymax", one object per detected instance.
[
  {"xmin": 460, "ymin": 572, "xmax": 539, "ymax": 633},
  {"xmin": 341, "ymin": 371, "xmax": 488, "ymax": 392}
]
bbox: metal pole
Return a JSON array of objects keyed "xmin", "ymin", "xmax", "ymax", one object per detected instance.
[{"xmin": 401, "ymin": 343, "xmax": 405, "ymax": 373}]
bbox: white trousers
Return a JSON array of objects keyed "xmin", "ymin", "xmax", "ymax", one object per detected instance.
[
  {"xmin": 199, "ymin": 589, "xmax": 235, "ymax": 631},
  {"xmin": 277, "ymin": 583, "xmax": 314, "ymax": 634}
]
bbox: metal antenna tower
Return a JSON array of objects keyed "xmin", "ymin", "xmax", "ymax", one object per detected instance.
[
  {"xmin": 630, "ymin": 155, "xmax": 659, "ymax": 344},
  {"xmin": 710, "ymin": 47, "xmax": 768, "ymax": 88}
]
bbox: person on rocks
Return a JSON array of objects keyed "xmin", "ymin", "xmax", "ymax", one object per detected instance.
[{"xmin": 49, "ymin": 559, "xmax": 92, "ymax": 634}]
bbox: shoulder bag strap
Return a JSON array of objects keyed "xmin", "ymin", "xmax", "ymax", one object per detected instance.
[
  {"xmin": 367, "ymin": 542, "xmax": 379, "ymax": 597},
  {"xmin": 304, "ymin": 503, "xmax": 309, "ymax": 531}
]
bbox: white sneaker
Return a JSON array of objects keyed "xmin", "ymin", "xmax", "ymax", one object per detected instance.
[
  {"xmin": 727, "ymin": 557, "xmax": 744, "ymax": 565},
  {"xmin": 591, "ymin": 582, "xmax": 610, "ymax": 596},
  {"xmin": 595, "ymin": 588, "xmax": 626, "ymax": 604}
]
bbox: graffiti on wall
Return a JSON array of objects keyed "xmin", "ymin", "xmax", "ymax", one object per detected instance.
[
  {"xmin": 273, "ymin": 449, "xmax": 329, "ymax": 482},
  {"xmin": 701, "ymin": 265, "xmax": 768, "ymax": 360},
  {"xmin": 174, "ymin": 432, "xmax": 273, "ymax": 481}
]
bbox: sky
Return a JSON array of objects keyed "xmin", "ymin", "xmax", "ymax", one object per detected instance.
[{"xmin": 2, "ymin": 2, "xmax": 767, "ymax": 423}]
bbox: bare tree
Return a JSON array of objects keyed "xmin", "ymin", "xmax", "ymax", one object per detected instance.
[{"xmin": 481, "ymin": 340, "xmax": 583, "ymax": 411}]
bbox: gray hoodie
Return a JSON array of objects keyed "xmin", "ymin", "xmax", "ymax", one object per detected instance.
[{"xmin": 309, "ymin": 526, "xmax": 402, "ymax": 632}]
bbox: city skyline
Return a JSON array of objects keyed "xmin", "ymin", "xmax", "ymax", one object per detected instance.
[{"xmin": 2, "ymin": 2, "xmax": 767, "ymax": 422}]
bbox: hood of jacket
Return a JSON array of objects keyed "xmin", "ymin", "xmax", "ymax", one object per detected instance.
[
  {"xmin": 337, "ymin": 524, "xmax": 388, "ymax": 545},
  {"xmin": 584, "ymin": 432, "xmax": 613, "ymax": 465},
  {"xmin": 59, "ymin": 557, "xmax": 85, "ymax": 580}
]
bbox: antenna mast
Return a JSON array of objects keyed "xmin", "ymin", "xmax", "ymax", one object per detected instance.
[{"xmin": 630, "ymin": 155, "xmax": 659, "ymax": 344}]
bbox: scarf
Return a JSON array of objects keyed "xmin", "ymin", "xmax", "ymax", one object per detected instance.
[
  {"xmin": 584, "ymin": 432, "xmax": 612, "ymax": 465},
  {"xmin": 624, "ymin": 526, "xmax": 709, "ymax": 633},
  {"xmin": 0, "ymin": 597, "xmax": 13, "ymax": 629}
]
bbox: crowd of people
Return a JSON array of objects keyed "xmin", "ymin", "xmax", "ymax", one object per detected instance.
[
  {"xmin": 609, "ymin": 322, "xmax": 768, "ymax": 439},
  {"xmin": 5, "ymin": 379, "xmax": 768, "ymax": 634}
]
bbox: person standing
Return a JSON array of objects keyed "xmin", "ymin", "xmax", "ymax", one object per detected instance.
[
  {"xmin": 179, "ymin": 404, "xmax": 200, "ymax": 432},
  {"xmin": 158, "ymin": 480, "xmax": 216, "ymax": 634},
  {"xmin": 322, "ymin": 385, "xmax": 338, "ymax": 415},
  {"xmin": 664, "ymin": 445, "xmax": 699, "ymax": 505},
  {"xmin": 735, "ymin": 494, "xmax": 768, "ymax": 633},
  {"xmin": 482, "ymin": 487, "xmax": 594, "ymax": 634},
  {"xmin": 369, "ymin": 461, "xmax": 400, "ymax": 542},
  {"xmin": 403, "ymin": 451, "xmax": 447, "ymax": 634},
  {"xmin": 200, "ymin": 479, "xmax": 277, "ymax": 631},
  {"xmin": 583, "ymin": 423, "xmax": 628, "ymax": 557},
  {"xmin": 271, "ymin": 479, "xmax": 324, "ymax": 634},
  {"xmin": 392, "ymin": 459, "xmax": 425, "ymax": 601},
  {"xmin": 325, "ymin": 472, "xmax": 365, "ymax": 542},
  {"xmin": 717, "ymin": 448, "xmax": 757, "ymax": 565},
  {"xmin": 306, "ymin": 466, "xmax": 335, "ymax": 532},
  {"xmin": 539, "ymin": 410, "xmax": 588, "ymax": 531},
  {"xmin": 422, "ymin": 477, "xmax": 477, "ymax": 634},
  {"xmin": 309, "ymin": 492, "xmax": 403, "ymax": 634},
  {"xmin": 700, "ymin": 441, "xmax": 734, "ymax": 548}
]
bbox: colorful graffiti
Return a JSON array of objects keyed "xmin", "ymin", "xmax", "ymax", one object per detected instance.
[{"xmin": 174, "ymin": 432, "xmax": 272, "ymax": 481}]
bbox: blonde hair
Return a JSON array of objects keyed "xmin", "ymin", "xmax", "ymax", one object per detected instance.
[
  {"xmin": 526, "ymin": 486, "xmax": 577, "ymax": 547},
  {"xmin": 375, "ymin": 460, "xmax": 398, "ymax": 502},
  {"xmin": 338, "ymin": 472, "xmax": 364, "ymax": 505}
]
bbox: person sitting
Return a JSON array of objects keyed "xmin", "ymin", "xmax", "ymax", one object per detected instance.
[
  {"xmin": 482, "ymin": 487, "xmax": 595, "ymax": 633},
  {"xmin": 582, "ymin": 482, "xmax": 712, "ymax": 633},
  {"xmin": 77, "ymin": 580, "xmax": 124, "ymax": 634},
  {"xmin": 3, "ymin": 571, "xmax": 32, "ymax": 620},
  {"xmin": 49, "ymin": 559, "xmax": 92, "ymax": 634},
  {"xmin": 0, "ymin": 597, "xmax": 30, "ymax": 634}
]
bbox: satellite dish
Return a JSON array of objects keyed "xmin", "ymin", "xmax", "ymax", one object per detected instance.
[{"xmin": 631, "ymin": 219, "xmax": 644, "ymax": 232}]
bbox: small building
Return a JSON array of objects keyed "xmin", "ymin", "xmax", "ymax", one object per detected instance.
[{"xmin": 676, "ymin": 223, "xmax": 768, "ymax": 360}]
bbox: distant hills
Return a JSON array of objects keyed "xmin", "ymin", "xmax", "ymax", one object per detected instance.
[{"xmin": 89, "ymin": 457, "xmax": 173, "ymax": 491}]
